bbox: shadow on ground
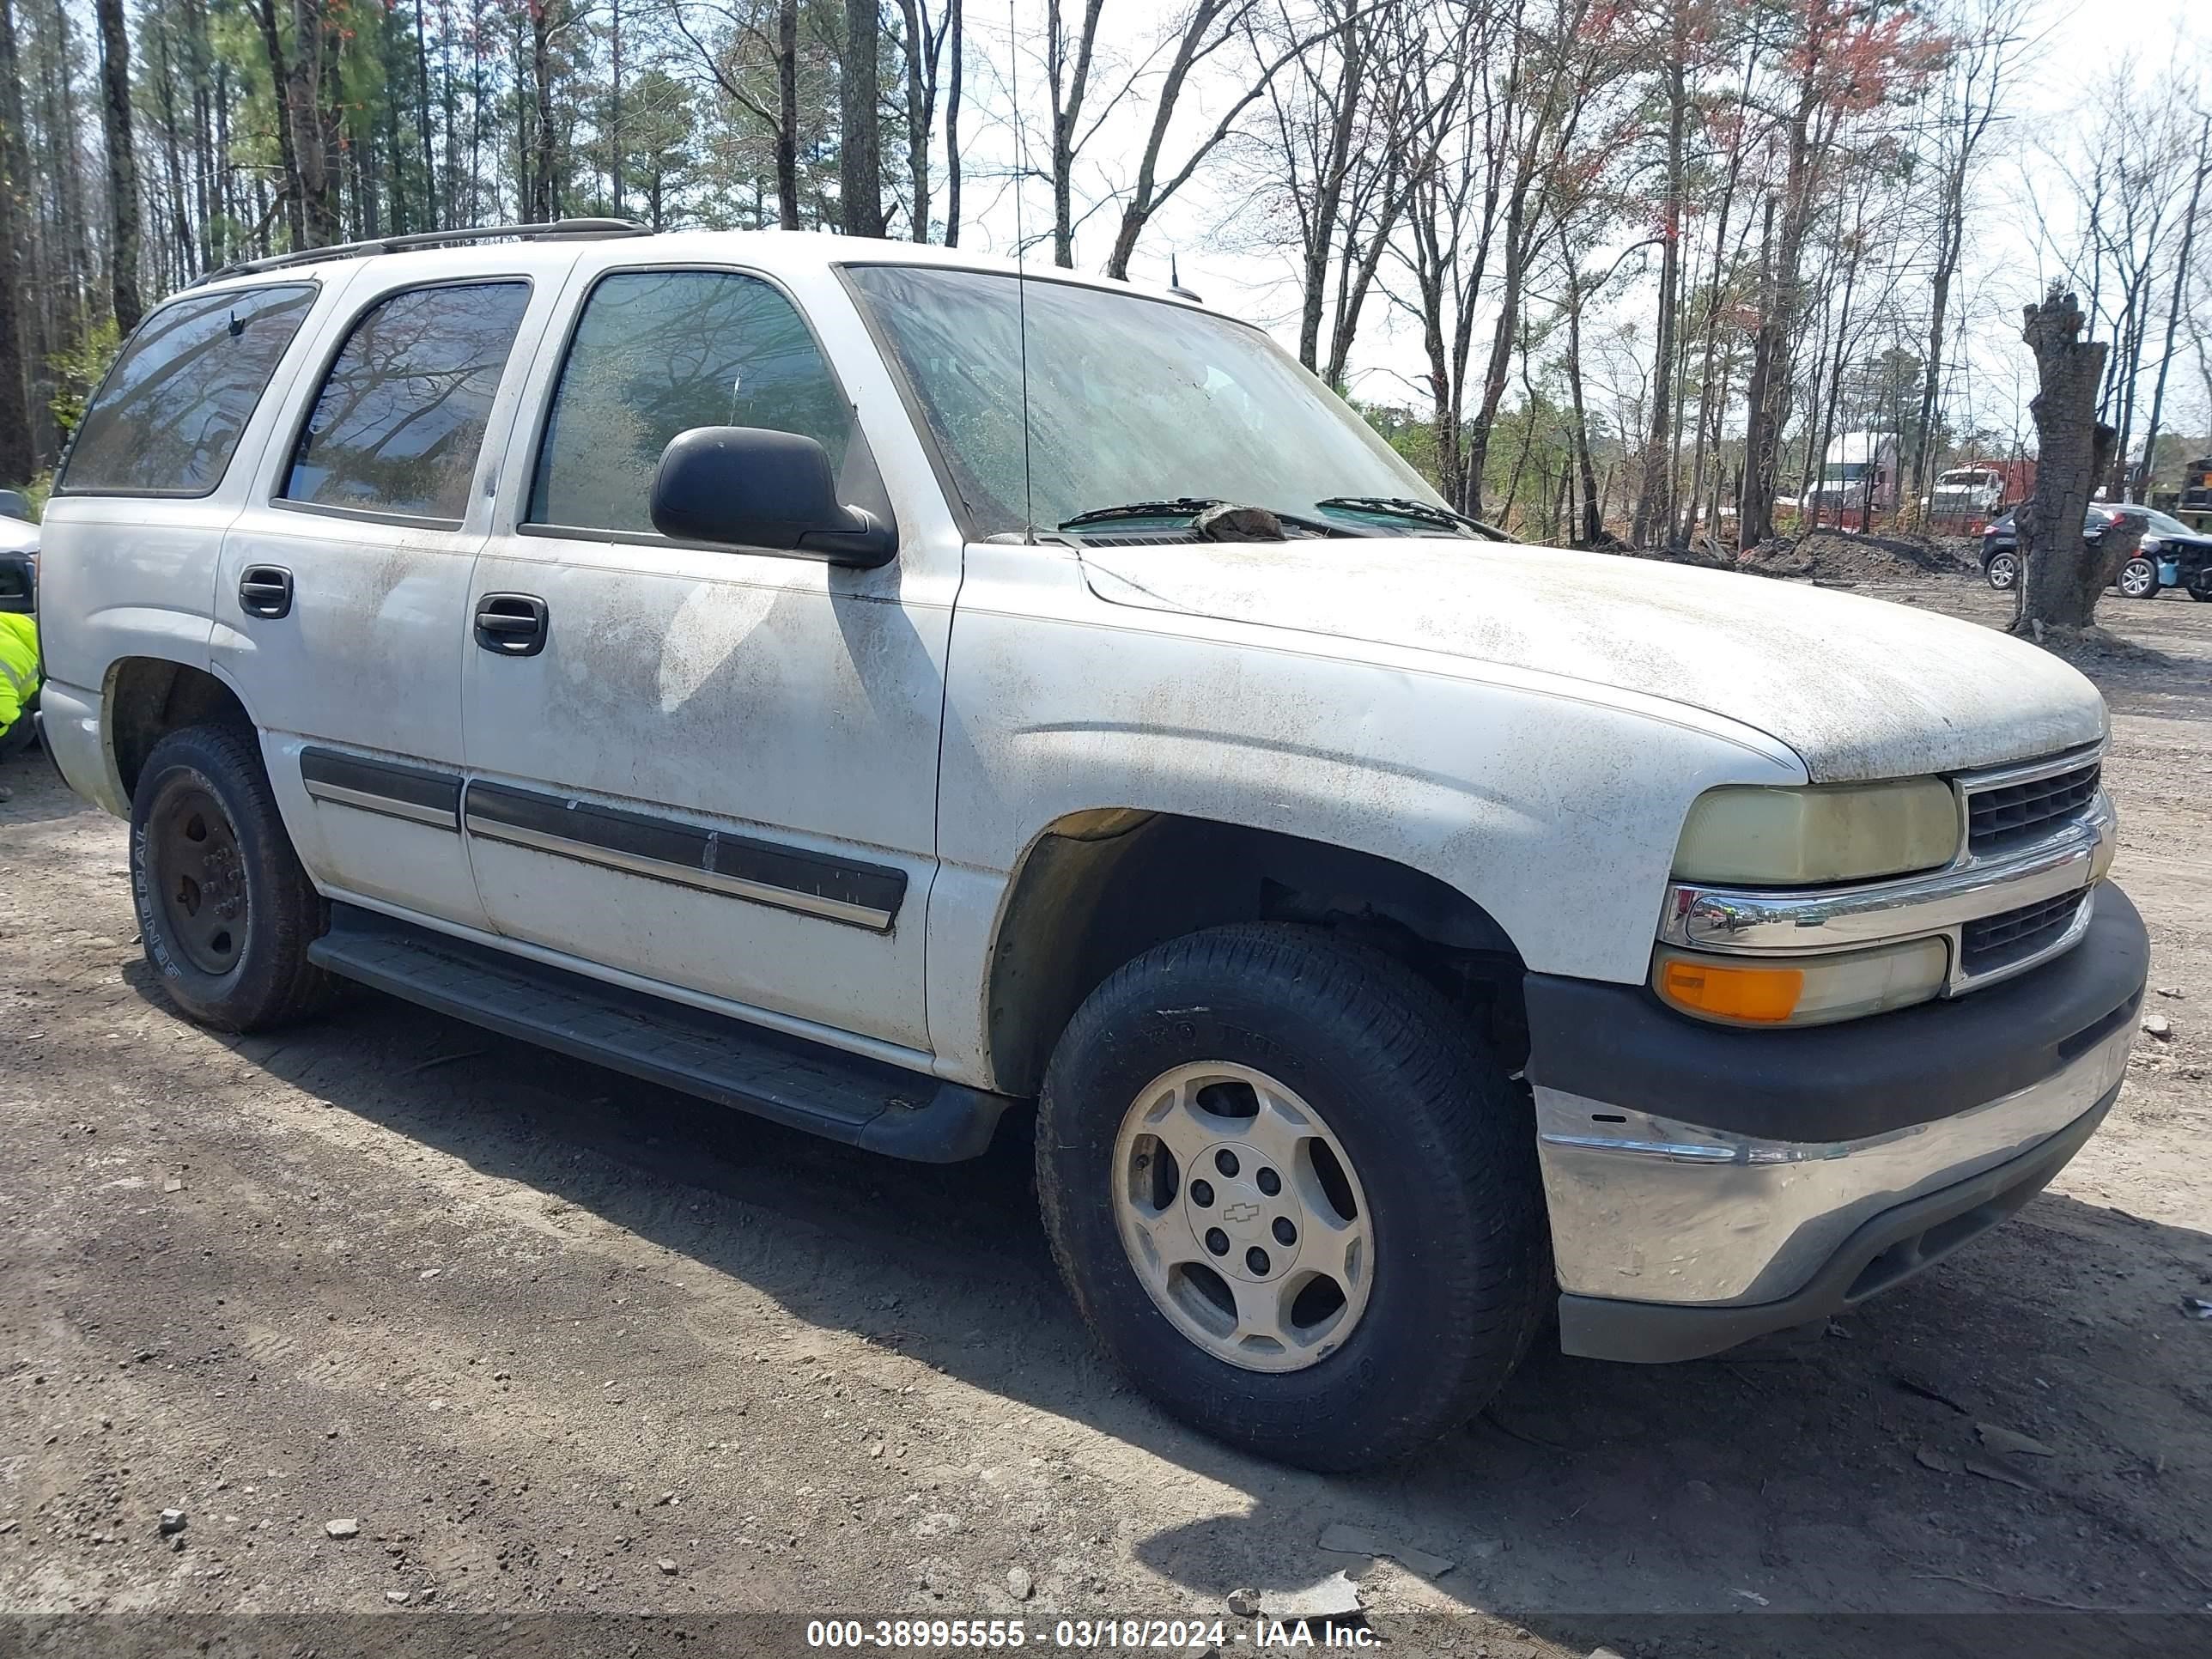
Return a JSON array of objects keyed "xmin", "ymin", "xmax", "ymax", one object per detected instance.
[{"xmin": 118, "ymin": 958, "xmax": 2212, "ymax": 1649}]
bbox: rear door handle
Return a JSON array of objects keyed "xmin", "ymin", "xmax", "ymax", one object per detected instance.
[
  {"xmin": 475, "ymin": 592, "xmax": 549, "ymax": 657},
  {"xmin": 239, "ymin": 565, "xmax": 293, "ymax": 619}
]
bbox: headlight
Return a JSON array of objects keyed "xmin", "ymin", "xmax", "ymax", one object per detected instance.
[
  {"xmin": 1654, "ymin": 936, "xmax": 1949, "ymax": 1027},
  {"xmin": 1671, "ymin": 780, "xmax": 1960, "ymax": 885}
]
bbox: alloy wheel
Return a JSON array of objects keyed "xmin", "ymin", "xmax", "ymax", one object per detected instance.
[{"xmin": 1111, "ymin": 1061, "xmax": 1373, "ymax": 1373}]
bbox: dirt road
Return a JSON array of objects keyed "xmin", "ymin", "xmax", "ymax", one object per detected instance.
[{"xmin": 3, "ymin": 577, "xmax": 2209, "ymax": 1656}]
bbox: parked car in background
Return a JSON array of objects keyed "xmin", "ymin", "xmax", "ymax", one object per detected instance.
[{"xmin": 1981, "ymin": 505, "xmax": 2212, "ymax": 601}]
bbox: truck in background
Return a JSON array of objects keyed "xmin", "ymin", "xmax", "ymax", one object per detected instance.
[
  {"xmin": 1803, "ymin": 431, "xmax": 1899, "ymax": 529},
  {"xmin": 1923, "ymin": 458, "xmax": 2036, "ymax": 535}
]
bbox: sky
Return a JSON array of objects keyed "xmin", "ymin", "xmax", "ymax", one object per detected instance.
[{"xmin": 947, "ymin": 0, "xmax": 2212, "ymax": 453}]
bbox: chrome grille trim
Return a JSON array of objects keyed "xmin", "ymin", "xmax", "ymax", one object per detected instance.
[
  {"xmin": 1659, "ymin": 770, "xmax": 2113, "ymax": 995},
  {"xmin": 1961, "ymin": 746, "xmax": 2104, "ymax": 855}
]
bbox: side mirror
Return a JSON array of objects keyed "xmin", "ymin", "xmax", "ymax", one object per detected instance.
[
  {"xmin": 649, "ymin": 427, "xmax": 896, "ymax": 568},
  {"xmin": 0, "ymin": 489, "xmax": 32, "ymax": 524}
]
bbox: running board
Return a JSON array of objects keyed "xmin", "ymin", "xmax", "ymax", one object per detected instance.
[{"xmin": 307, "ymin": 904, "xmax": 1011, "ymax": 1162}]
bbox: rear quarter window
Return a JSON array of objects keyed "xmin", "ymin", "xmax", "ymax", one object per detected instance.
[{"xmin": 59, "ymin": 284, "xmax": 316, "ymax": 497}]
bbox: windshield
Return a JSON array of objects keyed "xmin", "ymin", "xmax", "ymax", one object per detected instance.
[
  {"xmin": 2123, "ymin": 507, "xmax": 2194, "ymax": 538},
  {"xmin": 843, "ymin": 264, "xmax": 1445, "ymax": 538},
  {"xmin": 1822, "ymin": 462, "xmax": 1873, "ymax": 482}
]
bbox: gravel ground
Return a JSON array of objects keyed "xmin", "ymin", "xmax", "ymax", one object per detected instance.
[{"xmin": 2, "ymin": 575, "xmax": 2209, "ymax": 1657}]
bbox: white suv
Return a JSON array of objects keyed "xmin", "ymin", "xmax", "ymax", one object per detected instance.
[{"xmin": 36, "ymin": 223, "xmax": 2148, "ymax": 1470}]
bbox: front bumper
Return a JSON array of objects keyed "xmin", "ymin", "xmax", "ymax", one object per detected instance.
[{"xmin": 1528, "ymin": 884, "xmax": 2148, "ymax": 1363}]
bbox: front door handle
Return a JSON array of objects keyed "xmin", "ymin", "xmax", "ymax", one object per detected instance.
[
  {"xmin": 475, "ymin": 592, "xmax": 549, "ymax": 657},
  {"xmin": 239, "ymin": 565, "xmax": 293, "ymax": 619}
]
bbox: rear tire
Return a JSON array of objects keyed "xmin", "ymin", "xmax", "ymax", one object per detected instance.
[
  {"xmin": 131, "ymin": 723, "xmax": 336, "ymax": 1032},
  {"xmin": 1984, "ymin": 550, "xmax": 2018, "ymax": 591},
  {"xmin": 1035, "ymin": 923, "xmax": 1547, "ymax": 1471}
]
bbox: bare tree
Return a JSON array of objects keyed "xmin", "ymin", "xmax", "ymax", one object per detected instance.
[
  {"xmin": 2137, "ymin": 115, "xmax": 2209, "ymax": 501},
  {"xmin": 1099, "ymin": 0, "xmax": 1348, "ymax": 281},
  {"xmin": 1042, "ymin": 0, "xmax": 1107, "ymax": 265},
  {"xmin": 1909, "ymin": 0, "xmax": 2027, "ymax": 501}
]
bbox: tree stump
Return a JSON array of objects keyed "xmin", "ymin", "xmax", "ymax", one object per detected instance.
[{"xmin": 2013, "ymin": 286, "xmax": 2116, "ymax": 636}]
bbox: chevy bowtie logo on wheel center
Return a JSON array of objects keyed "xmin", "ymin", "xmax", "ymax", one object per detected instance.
[{"xmin": 1221, "ymin": 1201, "xmax": 1261, "ymax": 1224}]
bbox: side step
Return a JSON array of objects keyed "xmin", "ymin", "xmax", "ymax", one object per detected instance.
[{"xmin": 307, "ymin": 904, "xmax": 1012, "ymax": 1162}]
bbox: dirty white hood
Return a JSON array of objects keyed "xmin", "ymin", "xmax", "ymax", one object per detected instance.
[{"xmin": 1079, "ymin": 537, "xmax": 2107, "ymax": 781}]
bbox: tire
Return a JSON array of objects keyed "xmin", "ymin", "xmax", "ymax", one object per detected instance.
[
  {"xmin": 2118, "ymin": 556, "xmax": 2160, "ymax": 599},
  {"xmin": 130, "ymin": 723, "xmax": 336, "ymax": 1032},
  {"xmin": 1984, "ymin": 550, "xmax": 2018, "ymax": 591},
  {"xmin": 2190, "ymin": 585, "xmax": 2211, "ymax": 603},
  {"xmin": 1035, "ymin": 923, "xmax": 1547, "ymax": 1471}
]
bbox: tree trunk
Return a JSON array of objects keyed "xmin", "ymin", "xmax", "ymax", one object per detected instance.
[
  {"xmin": 840, "ymin": 0, "xmax": 885, "ymax": 237},
  {"xmin": 606, "ymin": 0, "xmax": 622, "ymax": 215},
  {"xmin": 942, "ymin": 0, "xmax": 960, "ymax": 244},
  {"xmin": 286, "ymin": 0, "xmax": 335, "ymax": 246},
  {"xmin": 1632, "ymin": 9, "xmax": 1684, "ymax": 546},
  {"xmin": 1047, "ymin": 0, "xmax": 1105, "ymax": 267},
  {"xmin": 532, "ymin": 1, "xmax": 556, "ymax": 221},
  {"xmin": 0, "ymin": 0, "xmax": 35, "ymax": 484},
  {"xmin": 1297, "ymin": 12, "xmax": 1361, "ymax": 372},
  {"xmin": 94, "ymin": 0, "xmax": 143, "ymax": 331},
  {"xmin": 773, "ymin": 0, "xmax": 799, "ymax": 228},
  {"xmin": 1560, "ymin": 229, "xmax": 1601, "ymax": 546},
  {"xmin": 416, "ymin": 0, "xmax": 437, "ymax": 226},
  {"xmin": 894, "ymin": 0, "xmax": 931, "ymax": 239},
  {"xmin": 1462, "ymin": 188, "xmax": 1530, "ymax": 523},
  {"xmin": 2014, "ymin": 287, "xmax": 2125, "ymax": 635}
]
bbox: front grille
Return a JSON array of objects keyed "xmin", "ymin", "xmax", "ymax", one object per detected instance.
[
  {"xmin": 1960, "ymin": 890, "xmax": 2085, "ymax": 975},
  {"xmin": 1967, "ymin": 758, "xmax": 2100, "ymax": 854}
]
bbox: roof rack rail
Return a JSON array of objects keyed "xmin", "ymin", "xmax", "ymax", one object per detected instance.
[{"xmin": 191, "ymin": 218, "xmax": 652, "ymax": 289}]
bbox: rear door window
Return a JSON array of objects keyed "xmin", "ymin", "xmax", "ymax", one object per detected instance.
[
  {"xmin": 60, "ymin": 284, "xmax": 315, "ymax": 497},
  {"xmin": 283, "ymin": 281, "xmax": 531, "ymax": 524},
  {"xmin": 526, "ymin": 270, "xmax": 852, "ymax": 536}
]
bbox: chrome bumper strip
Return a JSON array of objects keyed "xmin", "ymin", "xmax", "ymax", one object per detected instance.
[{"xmin": 1535, "ymin": 1018, "xmax": 2133, "ymax": 1307}]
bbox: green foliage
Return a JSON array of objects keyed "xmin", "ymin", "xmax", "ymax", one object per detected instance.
[{"xmin": 48, "ymin": 318, "xmax": 123, "ymax": 447}]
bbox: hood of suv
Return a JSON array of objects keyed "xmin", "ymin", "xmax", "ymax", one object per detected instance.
[{"xmin": 1079, "ymin": 537, "xmax": 2106, "ymax": 782}]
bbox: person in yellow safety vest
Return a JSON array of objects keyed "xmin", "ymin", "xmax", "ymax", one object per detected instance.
[{"xmin": 0, "ymin": 610, "xmax": 39, "ymax": 760}]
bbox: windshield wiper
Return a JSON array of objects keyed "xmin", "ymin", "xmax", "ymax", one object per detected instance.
[
  {"xmin": 1315, "ymin": 495, "xmax": 1510, "ymax": 541},
  {"xmin": 1058, "ymin": 497, "xmax": 1226, "ymax": 530},
  {"xmin": 1058, "ymin": 497, "xmax": 1371, "ymax": 538}
]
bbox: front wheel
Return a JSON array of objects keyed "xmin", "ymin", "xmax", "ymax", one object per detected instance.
[
  {"xmin": 130, "ymin": 723, "xmax": 336, "ymax": 1031},
  {"xmin": 1984, "ymin": 550, "xmax": 2019, "ymax": 591},
  {"xmin": 1035, "ymin": 924, "xmax": 1547, "ymax": 1471},
  {"xmin": 2118, "ymin": 556, "xmax": 2160, "ymax": 599},
  {"xmin": 2190, "ymin": 584, "xmax": 2211, "ymax": 603}
]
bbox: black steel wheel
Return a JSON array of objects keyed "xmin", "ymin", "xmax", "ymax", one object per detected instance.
[
  {"xmin": 148, "ymin": 781, "xmax": 250, "ymax": 975},
  {"xmin": 131, "ymin": 723, "xmax": 336, "ymax": 1031}
]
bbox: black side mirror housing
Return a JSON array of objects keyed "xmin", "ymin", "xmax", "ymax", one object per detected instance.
[{"xmin": 648, "ymin": 427, "xmax": 896, "ymax": 568}]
